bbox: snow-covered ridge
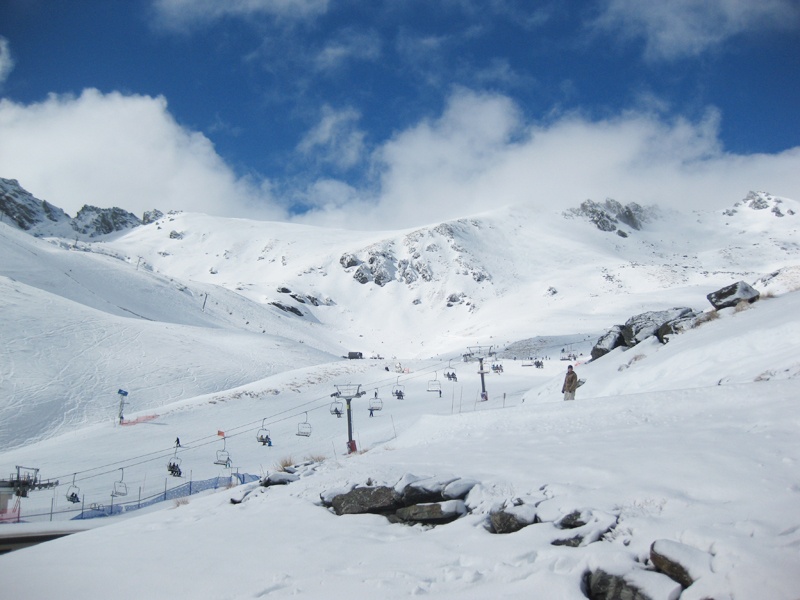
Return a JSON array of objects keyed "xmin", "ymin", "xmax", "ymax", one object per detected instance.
[{"xmin": 0, "ymin": 177, "xmax": 141, "ymax": 238}]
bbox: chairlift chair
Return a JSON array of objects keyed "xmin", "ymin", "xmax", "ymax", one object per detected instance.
[
  {"xmin": 111, "ymin": 468, "xmax": 128, "ymax": 497},
  {"xmin": 296, "ymin": 412, "xmax": 312, "ymax": 437},
  {"xmin": 167, "ymin": 445, "xmax": 183, "ymax": 476},
  {"xmin": 329, "ymin": 400, "xmax": 344, "ymax": 418},
  {"xmin": 369, "ymin": 397, "xmax": 383, "ymax": 411},
  {"xmin": 256, "ymin": 418, "xmax": 273, "ymax": 445},
  {"xmin": 66, "ymin": 474, "xmax": 81, "ymax": 504},
  {"xmin": 427, "ymin": 372, "xmax": 442, "ymax": 393},
  {"xmin": 167, "ymin": 456, "xmax": 182, "ymax": 477},
  {"xmin": 392, "ymin": 377, "xmax": 405, "ymax": 399},
  {"xmin": 215, "ymin": 436, "xmax": 232, "ymax": 467}
]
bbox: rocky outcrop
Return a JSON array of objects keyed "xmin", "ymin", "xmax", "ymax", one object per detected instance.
[
  {"xmin": 707, "ymin": 281, "xmax": 760, "ymax": 310},
  {"xmin": 585, "ymin": 568, "xmax": 681, "ymax": 600},
  {"xmin": 649, "ymin": 539, "xmax": 712, "ymax": 589},
  {"xmin": 723, "ymin": 191, "xmax": 796, "ymax": 218},
  {"xmin": 321, "ymin": 474, "xmax": 477, "ymax": 526},
  {"xmin": 591, "ymin": 308, "xmax": 697, "ymax": 359},
  {"xmin": 621, "ymin": 307, "xmax": 697, "ymax": 346},
  {"xmin": 564, "ymin": 198, "xmax": 658, "ymax": 234},
  {"xmin": 0, "ymin": 177, "xmax": 142, "ymax": 238}
]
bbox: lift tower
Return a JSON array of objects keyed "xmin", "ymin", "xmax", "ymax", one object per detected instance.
[
  {"xmin": 331, "ymin": 384, "xmax": 366, "ymax": 453},
  {"xmin": 467, "ymin": 345, "xmax": 494, "ymax": 401}
]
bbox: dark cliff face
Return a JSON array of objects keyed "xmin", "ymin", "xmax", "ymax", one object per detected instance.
[
  {"xmin": 0, "ymin": 177, "xmax": 71, "ymax": 230},
  {"xmin": 0, "ymin": 177, "xmax": 142, "ymax": 238}
]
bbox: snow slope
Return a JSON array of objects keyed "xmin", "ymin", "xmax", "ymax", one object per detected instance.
[{"xmin": 0, "ymin": 192, "xmax": 799, "ymax": 599}]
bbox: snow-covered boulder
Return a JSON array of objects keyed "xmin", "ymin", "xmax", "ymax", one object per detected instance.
[
  {"xmin": 706, "ymin": 281, "xmax": 760, "ymax": 310},
  {"xmin": 395, "ymin": 500, "xmax": 467, "ymax": 525},
  {"xmin": 649, "ymin": 539, "xmax": 712, "ymax": 589}
]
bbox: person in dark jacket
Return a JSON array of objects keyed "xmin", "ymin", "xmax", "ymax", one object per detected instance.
[{"xmin": 562, "ymin": 365, "xmax": 578, "ymax": 401}]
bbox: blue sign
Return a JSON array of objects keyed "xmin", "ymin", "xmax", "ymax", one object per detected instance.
[{"xmin": 118, "ymin": 389, "xmax": 128, "ymax": 396}]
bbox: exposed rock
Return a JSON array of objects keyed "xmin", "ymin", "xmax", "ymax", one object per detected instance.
[
  {"xmin": 330, "ymin": 485, "xmax": 402, "ymax": 516},
  {"xmin": 339, "ymin": 253, "xmax": 360, "ymax": 269},
  {"xmin": 142, "ymin": 209, "xmax": 163, "ymax": 224},
  {"xmin": 621, "ymin": 308, "xmax": 696, "ymax": 346},
  {"xmin": 650, "ymin": 539, "xmax": 712, "ymax": 589},
  {"xmin": 557, "ymin": 510, "xmax": 588, "ymax": 529},
  {"xmin": 586, "ymin": 568, "xmax": 681, "ymax": 600},
  {"xmin": 169, "ymin": 230, "xmax": 183, "ymax": 239},
  {"xmin": 270, "ymin": 302, "xmax": 303, "ymax": 316},
  {"xmin": 395, "ymin": 500, "xmax": 467, "ymax": 525},
  {"xmin": 397, "ymin": 475, "xmax": 460, "ymax": 505},
  {"xmin": 488, "ymin": 510, "xmax": 530, "ymax": 534},
  {"xmin": 564, "ymin": 198, "xmax": 658, "ymax": 234},
  {"xmin": 72, "ymin": 205, "xmax": 142, "ymax": 237},
  {"xmin": 706, "ymin": 281, "xmax": 760, "ymax": 310},
  {"xmin": 260, "ymin": 472, "xmax": 300, "ymax": 487},
  {"xmin": 552, "ymin": 535, "xmax": 584, "ymax": 547},
  {"xmin": 591, "ymin": 325, "xmax": 624, "ymax": 360}
]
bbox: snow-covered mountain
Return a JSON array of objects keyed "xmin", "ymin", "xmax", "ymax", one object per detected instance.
[
  {"xmin": 2, "ymin": 180, "xmax": 798, "ymax": 450},
  {"xmin": 0, "ymin": 177, "xmax": 141, "ymax": 238},
  {"xmin": 1, "ymin": 179, "xmax": 799, "ymax": 599}
]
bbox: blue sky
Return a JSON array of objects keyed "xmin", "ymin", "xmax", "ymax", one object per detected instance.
[{"xmin": 1, "ymin": 0, "xmax": 799, "ymax": 228}]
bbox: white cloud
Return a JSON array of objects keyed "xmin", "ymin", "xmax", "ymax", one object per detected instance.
[
  {"xmin": 314, "ymin": 29, "xmax": 382, "ymax": 72},
  {"xmin": 0, "ymin": 89, "xmax": 285, "ymax": 220},
  {"xmin": 2, "ymin": 87, "xmax": 798, "ymax": 232},
  {"xmin": 293, "ymin": 89, "xmax": 800, "ymax": 229},
  {"xmin": 592, "ymin": 0, "xmax": 800, "ymax": 60},
  {"xmin": 297, "ymin": 105, "xmax": 366, "ymax": 170},
  {"xmin": 0, "ymin": 37, "xmax": 14, "ymax": 85},
  {"xmin": 150, "ymin": 0, "xmax": 329, "ymax": 30}
]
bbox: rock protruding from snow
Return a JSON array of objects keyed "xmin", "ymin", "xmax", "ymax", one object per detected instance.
[
  {"xmin": 563, "ymin": 198, "xmax": 658, "ymax": 234},
  {"xmin": 591, "ymin": 308, "xmax": 697, "ymax": 359},
  {"xmin": 586, "ymin": 568, "xmax": 681, "ymax": 600},
  {"xmin": 330, "ymin": 485, "xmax": 403, "ymax": 515},
  {"xmin": 395, "ymin": 500, "xmax": 467, "ymax": 525},
  {"xmin": 723, "ymin": 191, "xmax": 796, "ymax": 218},
  {"xmin": 706, "ymin": 281, "xmax": 760, "ymax": 310},
  {"xmin": 323, "ymin": 474, "xmax": 476, "ymax": 526},
  {"xmin": 649, "ymin": 539, "xmax": 713, "ymax": 589}
]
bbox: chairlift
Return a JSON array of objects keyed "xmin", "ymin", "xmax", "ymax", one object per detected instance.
[
  {"xmin": 392, "ymin": 377, "xmax": 405, "ymax": 399},
  {"xmin": 369, "ymin": 397, "xmax": 383, "ymax": 411},
  {"xmin": 445, "ymin": 360, "xmax": 458, "ymax": 382},
  {"xmin": 329, "ymin": 400, "xmax": 344, "ymax": 418},
  {"xmin": 214, "ymin": 436, "xmax": 232, "ymax": 467},
  {"xmin": 427, "ymin": 371, "xmax": 442, "ymax": 393},
  {"xmin": 167, "ymin": 446, "xmax": 183, "ymax": 477},
  {"xmin": 66, "ymin": 473, "xmax": 81, "ymax": 504},
  {"xmin": 111, "ymin": 468, "xmax": 128, "ymax": 497},
  {"xmin": 256, "ymin": 419, "xmax": 273, "ymax": 446},
  {"xmin": 296, "ymin": 412, "xmax": 312, "ymax": 437}
]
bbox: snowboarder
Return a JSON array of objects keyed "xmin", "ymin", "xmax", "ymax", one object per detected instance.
[
  {"xmin": 175, "ymin": 437, "xmax": 181, "ymax": 447},
  {"xmin": 562, "ymin": 365, "xmax": 578, "ymax": 401}
]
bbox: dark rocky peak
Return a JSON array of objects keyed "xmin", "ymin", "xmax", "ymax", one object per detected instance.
[
  {"xmin": 0, "ymin": 177, "xmax": 71, "ymax": 234},
  {"xmin": 563, "ymin": 198, "xmax": 658, "ymax": 234},
  {"xmin": 71, "ymin": 205, "xmax": 142, "ymax": 237},
  {"xmin": 0, "ymin": 176, "xmax": 144, "ymax": 238}
]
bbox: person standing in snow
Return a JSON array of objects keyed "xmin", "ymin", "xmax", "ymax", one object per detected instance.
[{"xmin": 562, "ymin": 365, "xmax": 578, "ymax": 401}]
